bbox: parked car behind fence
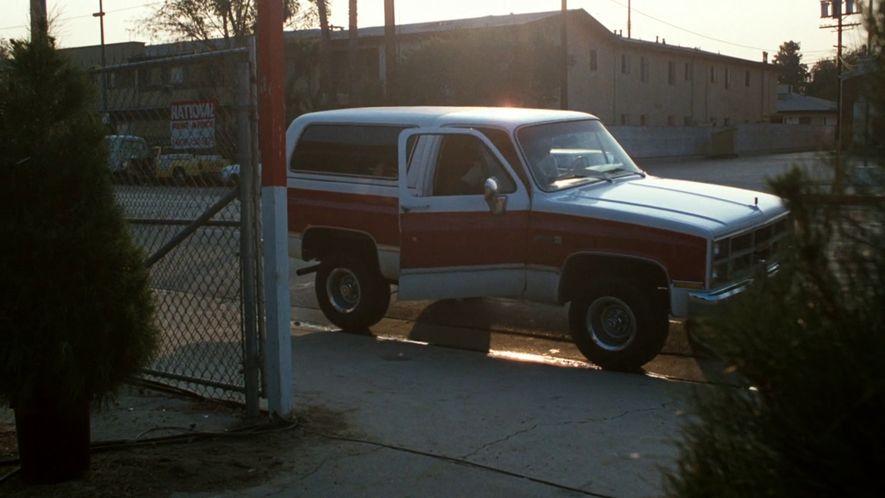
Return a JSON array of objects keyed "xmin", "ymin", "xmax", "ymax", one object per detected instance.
[{"xmin": 105, "ymin": 135, "xmax": 155, "ymax": 182}]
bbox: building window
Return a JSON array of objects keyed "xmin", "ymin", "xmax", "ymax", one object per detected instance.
[
  {"xmin": 169, "ymin": 66, "xmax": 185, "ymax": 85},
  {"xmin": 710, "ymin": 66, "xmax": 717, "ymax": 83},
  {"xmin": 685, "ymin": 62, "xmax": 692, "ymax": 81},
  {"xmin": 799, "ymin": 116, "xmax": 812, "ymax": 125},
  {"xmin": 621, "ymin": 54, "xmax": 630, "ymax": 74},
  {"xmin": 640, "ymin": 57, "xmax": 649, "ymax": 82},
  {"xmin": 724, "ymin": 117, "xmax": 731, "ymax": 127},
  {"xmin": 590, "ymin": 49, "xmax": 598, "ymax": 71},
  {"xmin": 667, "ymin": 115, "xmax": 675, "ymax": 126},
  {"xmin": 684, "ymin": 116, "xmax": 693, "ymax": 126},
  {"xmin": 745, "ymin": 70, "xmax": 751, "ymax": 87},
  {"xmin": 725, "ymin": 68, "xmax": 730, "ymax": 89},
  {"xmin": 668, "ymin": 61, "xmax": 675, "ymax": 85},
  {"xmin": 620, "ymin": 114, "xmax": 628, "ymax": 125},
  {"xmin": 109, "ymin": 69, "xmax": 135, "ymax": 89}
]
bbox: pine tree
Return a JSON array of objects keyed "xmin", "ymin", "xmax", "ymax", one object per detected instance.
[
  {"xmin": 0, "ymin": 35, "xmax": 159, "ymax": 482},
  {"xmin": 664, "ymin": 6, "xmax": 885, "ymax": 496}
]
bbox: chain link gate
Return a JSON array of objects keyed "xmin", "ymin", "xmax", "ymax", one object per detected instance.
[{"xmin": 98, "ymin": 48, "xmax": 263, "ymax": 411}]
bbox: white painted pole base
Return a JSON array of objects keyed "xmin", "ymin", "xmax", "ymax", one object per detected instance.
[{"xmin": 261, "ymin": 185, "xmax": 293, "ymax": 418}]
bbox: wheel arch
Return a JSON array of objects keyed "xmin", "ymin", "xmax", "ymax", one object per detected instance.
[
  {"xmin": 558, "ymin": 252, "xmax": 671, "ymax": 311},
  {"xmin": 302, "ymin": 226, "xmax": 381, "ymax": 271}
]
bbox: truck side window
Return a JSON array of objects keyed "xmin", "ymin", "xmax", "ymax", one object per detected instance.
[
  {"xmin": 291, "ymin": 125, "xmax": 407, "ymax": 178},
  {"xmin": 432, "ymin": 135, "xmax": 516, "ymax": 196},
  {"xmin": 472, "ymin": 127, "xmax": 531, "ymax": 189}
]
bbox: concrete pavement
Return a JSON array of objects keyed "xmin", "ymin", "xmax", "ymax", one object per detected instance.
[
  {"xmin": 208, "ymin": 325, "xmax": 696, "ymax": 498},
  {"xmin": 1, "ymin": 323, "xmax": 698, "ymax": 497}
]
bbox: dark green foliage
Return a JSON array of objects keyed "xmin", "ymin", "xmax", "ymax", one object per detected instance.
[
  {"xmin": 0, "ymin": 36, "xmax": 158, "ymax": 407},
  {"xmin": 665, "ymin": 187, "xmax": 885, "ymax": 496},
  {"xmin": 866, "ymin": 1, "xmax": 885, "ymax": 153},
  {"xmin": 773, "ymin": 40, "xmax": 809, "ymax": 93},
  {"xmin": 144, "ymin": 0, "xmax": 328, "ymax": 47},
  {"xmin": 806, "ymin": 49, "xmax": 865, "ymax": 103},
  {"xmin": 665, "ymin": 8, "xmax": 885, "ymax": 496},
  {"xmin": 390, "ymin": 31, "xmax": 560, "ymax": 107},
  {"xmin": 805, "ymin": 58, "xmax": 839, "ymax": 101}
]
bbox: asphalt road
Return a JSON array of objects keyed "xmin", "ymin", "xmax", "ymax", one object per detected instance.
[{"xmin": 640, "ymin": 151, "xmax": 830, "ymax": 192}]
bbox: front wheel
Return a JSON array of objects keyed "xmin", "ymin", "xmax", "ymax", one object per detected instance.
[
  {"xmin": 568, "ymin": 281, "xmax": 668, "ymax": 371},
  {"xmin": 316, "ymin": 253, "xmax": 390, "ymax": 332}
]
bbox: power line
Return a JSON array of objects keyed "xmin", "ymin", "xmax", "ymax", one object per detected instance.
[
  {"xmin": 596, "ymin": 0, "xmax": 777, "ymax": 52},
  {"xmin": 1, "ymin": 1, "xmax": 161, "ymax": 32}
]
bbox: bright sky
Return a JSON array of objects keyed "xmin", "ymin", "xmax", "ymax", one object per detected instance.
[{"xmin": 1, "ymin": 1, "xmax": 873, "ymax": 65}]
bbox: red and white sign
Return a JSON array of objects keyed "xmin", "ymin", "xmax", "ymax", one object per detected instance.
[{"xmin": 170, "ymin": 100, "xmax": 216, "ymax": 149}]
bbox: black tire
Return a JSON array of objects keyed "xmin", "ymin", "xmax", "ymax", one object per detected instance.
[
  {"xmin": 568, "ymin": 280, "xmax": 669, "ymax": 371},
  {"xmin": 316, "ymin": 253, "xmax": 390, "ymax": 332}
]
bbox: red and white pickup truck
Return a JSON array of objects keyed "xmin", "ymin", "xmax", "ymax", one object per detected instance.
[{"xmin": 285, "ymin": 107, "xmax": 789, "ymax": 370}]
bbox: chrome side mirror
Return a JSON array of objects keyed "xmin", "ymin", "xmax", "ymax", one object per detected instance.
[{"xmin": 483, "ymin": 177, "xmax": 507, "ymax": 215}]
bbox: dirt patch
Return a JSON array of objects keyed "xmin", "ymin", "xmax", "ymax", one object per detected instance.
[
  {"xmin": 0, "ymin": 404, "xmax": 349, "ymax": 497},
  {"xmin": 0, "ymin": 430, "xmax": 16, "ymax": 461}
]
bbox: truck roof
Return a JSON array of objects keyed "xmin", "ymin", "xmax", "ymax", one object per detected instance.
[{"xmin": 287, "ymin": 106, "xmax": 598, "ymax": 133}]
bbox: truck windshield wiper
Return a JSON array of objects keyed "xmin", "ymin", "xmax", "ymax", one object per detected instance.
[
  {"xmin": 557, "ymin": 172, "xmax": 612, "ymax": 184},
  {"xmin": 610, "ymin": 170, "xmax": 646, "ymax": 180}
]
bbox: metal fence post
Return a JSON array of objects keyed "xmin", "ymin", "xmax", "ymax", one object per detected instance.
[{"xmin": 237, "ymin": 52, "xmax": 261, "ymax": 419}]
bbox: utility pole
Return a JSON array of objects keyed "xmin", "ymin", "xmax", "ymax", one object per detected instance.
[
  {"xmin": 93, "ymin": 1, "xmax": 108, "ymax": 122},
  {"xmin": 819, "ymin": 1, "xmax": 861, "ymax": 192},
  {"xmin": 348, "ymin": 0, "xmax": 358, "ymax": 101},
  {"xmin": 30, "ymin": 0, "xmax": 47, "ymax": 41},
  {"xmin": 628, "ymin": 0, "xmax": 632, "ymax": 39},
  {"xmin": 561, "ymin": 0, "xmax": 569, "ymax": 110},
  {"xmin": 384, "ymin": 0, "xmax": 397, "ymax": 103}
]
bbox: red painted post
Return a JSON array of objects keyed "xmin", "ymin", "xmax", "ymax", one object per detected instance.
[
  {"xmin": 255, "ymin": 0, "xmax": 293, "ymax": 418},
  {"xmin": 257, "ymin": 0, "xmax": 286, "ymax": 188}
]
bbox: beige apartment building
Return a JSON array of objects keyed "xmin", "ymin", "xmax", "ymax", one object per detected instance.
[
  {"xmin": 562, "ymin": 13, "xmax": 778, "ymax": 127},
  {"xmin": 365, "ymin": 9, "xmax": 778, "ymax": 127},
  {"xmin": 59, "ymin": 8, "xmax": 779, "ymax": 155}
]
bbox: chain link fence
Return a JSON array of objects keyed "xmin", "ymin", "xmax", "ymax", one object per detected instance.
[{"xmin": 98, "ymin": 49, "xmax": 263, "ymax": 409}]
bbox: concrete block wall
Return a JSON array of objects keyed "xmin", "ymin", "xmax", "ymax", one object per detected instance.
[
  {"xmin": 609, "ymin": 126, "xmax": 711, "ymax": 159},
  {"xmin": 609, "ymin": 124, "xmax": 835, "ymax": 159},
  {"xmin": 734, "ymin": 124, "xmax": 834, "ymax": 155}
]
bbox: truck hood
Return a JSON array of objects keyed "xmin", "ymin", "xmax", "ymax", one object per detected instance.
[{"xmin": 543, "ymin": 176, "xmax": 787, "ymax": 238}]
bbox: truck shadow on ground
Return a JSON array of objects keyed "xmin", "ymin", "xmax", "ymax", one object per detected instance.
[{"xmin": 405, "ymin": 298, "xmax": 494, "ymax": 353}]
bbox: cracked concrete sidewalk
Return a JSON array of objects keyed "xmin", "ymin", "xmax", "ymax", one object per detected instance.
[{"xmin": 188, "ymin": 327, "xmax": 694, "ymax": 498}]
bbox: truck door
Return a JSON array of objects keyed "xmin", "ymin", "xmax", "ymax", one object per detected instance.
[{"xmin": 397, "ymin": 128, "xmax": 529, "ymax": 300}]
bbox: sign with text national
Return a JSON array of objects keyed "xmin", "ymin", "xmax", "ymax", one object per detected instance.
[{"xmin": 170, "ymin": 100, "xmax": 216, "ymax": 149}]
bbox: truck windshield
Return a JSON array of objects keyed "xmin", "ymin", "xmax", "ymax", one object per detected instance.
[{"xmin": 516, "ymin": 119, "xmax": 642, "ymax": 191}]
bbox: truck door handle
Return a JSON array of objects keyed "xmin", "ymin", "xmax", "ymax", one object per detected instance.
[{"xmin": 401, "ymin": 203, "xmax": 430, "ymax": 213}]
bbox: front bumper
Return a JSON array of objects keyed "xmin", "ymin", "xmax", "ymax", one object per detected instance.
[
  {"xmin": 687, "ymin": 281, "xmax": 751, "ymax": 316},
  {"xmin": 684, "ymin": 263, "xmax": 780, "ymax": 317}
]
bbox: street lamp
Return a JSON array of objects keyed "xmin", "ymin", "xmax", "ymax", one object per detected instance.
[{"xmin": 93, "ymin": 0, "xmax": 108, "ymax": 122}]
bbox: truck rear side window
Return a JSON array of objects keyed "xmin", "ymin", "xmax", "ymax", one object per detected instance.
[{"xmin": 291, "ymin": 125, "xmax": 407, "ymax": 178}]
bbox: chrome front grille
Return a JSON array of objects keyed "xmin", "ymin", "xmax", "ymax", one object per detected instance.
[{"xmin": 711, "ymin": 217, "xmax": 790, "ymax": 286}]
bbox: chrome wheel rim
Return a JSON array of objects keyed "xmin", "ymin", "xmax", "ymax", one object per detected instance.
[
  {"xmin": 587, "ymin": 296, "xmax": 637, "ymax": 352},
  {"xmin": 326, "ymin": 268, "xmax": 361, "ymax": 313}
]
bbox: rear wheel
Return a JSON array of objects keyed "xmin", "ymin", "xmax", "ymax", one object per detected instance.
[
  {"xmin": 568, "ymin": 280, "xmax": 668, "ymax": 371},
  {"xmin": 316, "ymin": 253, "xmax": 390, "ymax": 332}
]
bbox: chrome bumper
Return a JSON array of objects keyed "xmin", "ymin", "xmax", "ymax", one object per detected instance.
[
  {"xmin": 686, "ymin": 263, "xmax": 780, "ymax": 316},
  {"xmin": 687, "ymin": 281, "xmax": 750, "ymax": 316}
]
